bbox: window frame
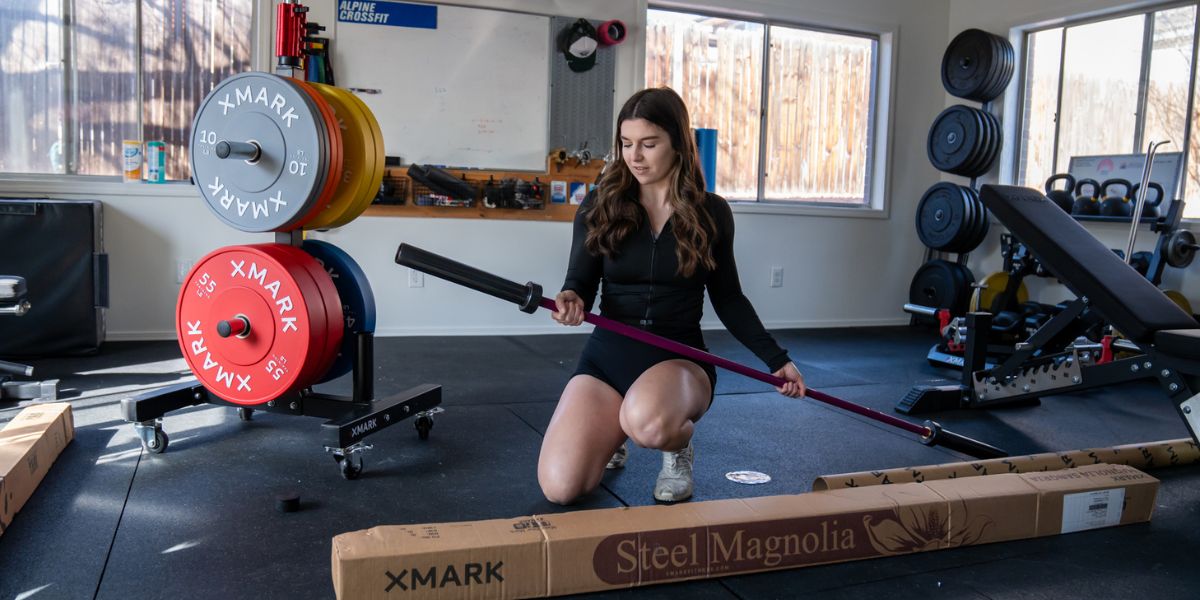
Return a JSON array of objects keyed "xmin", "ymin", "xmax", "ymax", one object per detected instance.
[
  {"xmin": 647, "ymin": 4, "xmax": 894, "ymax": 218},
  {"xmin": 1014, "ymin": 1, "xmax": 1200, "ymax": 205},
  {"xmin": 0, "ymin": 0, "xmax": 264, "ymax": 190}
]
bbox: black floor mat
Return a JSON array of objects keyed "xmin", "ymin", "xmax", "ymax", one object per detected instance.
[{"xmin": 2, "ymin": 327, "xmax": 1199, "ymax": 599}]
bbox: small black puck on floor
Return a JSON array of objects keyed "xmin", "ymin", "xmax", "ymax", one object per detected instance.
[{"xmin": 275, "ymin": 492, "xmax": 301, "ymax": 513}]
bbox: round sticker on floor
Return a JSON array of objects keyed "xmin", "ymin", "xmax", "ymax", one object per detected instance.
[{"xmin": 726, "ymin": 471, "xmax": 771, "ymax": 485}]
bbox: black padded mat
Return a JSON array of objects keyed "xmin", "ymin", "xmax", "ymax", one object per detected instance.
[
  {"xmin": 3, "ymin": 328, "xmax": 1200, "ymax": 600},
  {"xmin": 87, "ymin": 404, "xmax": 618, "ymax": 599}
]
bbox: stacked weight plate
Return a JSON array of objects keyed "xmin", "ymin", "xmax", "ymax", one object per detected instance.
[
  {"xmin": 189, "ymin": 72, "xmax": 385, "ymax": 232},
  {"xmin": 915, "ymin": 182, "xmax": 990, "ymax": 254},
  {"xmin": 909, "ymin": 259, "xmax": 975, "ymax": 317},
  {"xmin": 180, "ymin": 72, "xmax": 381, "ymax": 405},
  {"xmin": 926, "ymin": 105, "xmax": 1002, "ymax": 178},
  {"xmin": 941, "ymin": 28, "xmax": 1015, "ymax": 103}
]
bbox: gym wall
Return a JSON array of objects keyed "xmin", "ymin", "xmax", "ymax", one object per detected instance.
[
  {"xmin": 945, "ymin": 0, "xmax": 1200, "ymax": 308},
  {"xmin": 298, "ymin": 0, "xmax": 955, "ymax": 338},
  {"xmin": 1, "ymin": 0, "xmax": 954, "ymax": 340}
]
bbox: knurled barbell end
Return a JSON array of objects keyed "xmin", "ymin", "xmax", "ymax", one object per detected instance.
[{"xmin": 919, "ymin": 419, "xmax": 941, "ymax": 446}]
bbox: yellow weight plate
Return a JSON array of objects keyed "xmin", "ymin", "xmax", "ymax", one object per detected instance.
[
  {"xmin": 328, "ymin": 89, "xmax": 385, "ymax": 228},
  {"xmin": 1164, "ymin": 290, "xmax": 1193, "ymax": 315},
  {"xmin": 968, "ymin": 271, "xmax": 1029, "ymax": 313},
  {"xmin": 304, "ymin": 83, "xmax": 372, "ymax": 229}
]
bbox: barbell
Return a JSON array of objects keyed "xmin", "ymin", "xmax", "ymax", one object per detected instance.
[{"xmin": 394, "ymin": 243, "xmax": 1008, "ymax": 459}]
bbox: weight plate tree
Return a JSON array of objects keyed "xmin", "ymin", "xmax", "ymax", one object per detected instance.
[{"xmin": 125, "ymin": 71, "xmax": 442, "ymax": 473}]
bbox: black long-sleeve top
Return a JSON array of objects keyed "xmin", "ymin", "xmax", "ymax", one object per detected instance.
[{"xmin": 562, "ymin": 192, "xmax": 791, "ymax": 373}]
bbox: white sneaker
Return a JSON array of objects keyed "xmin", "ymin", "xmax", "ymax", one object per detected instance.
[
  {"xmin": 605, "ymin": 442, "xmax": 627, "ymax": 470},
  {"xmin": 654, "ymin": 441, "xmax": 694, "ymax": 502}
]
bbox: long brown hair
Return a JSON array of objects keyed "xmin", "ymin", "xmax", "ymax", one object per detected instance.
[{"xmin": 585, "ymin": 87, "xmax": 716, "ymax": 277}]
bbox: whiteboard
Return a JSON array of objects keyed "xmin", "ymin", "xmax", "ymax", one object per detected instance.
[{"xmin": 333, "ymin": 3, "xmax": 550, "ymax": 170}]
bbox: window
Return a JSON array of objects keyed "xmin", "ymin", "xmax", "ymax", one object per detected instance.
[
  {"xmin": 1017, "ymin": 5, "xmax": 1200, "ymax": 217},
  {"xmin": 0, "ymin": 0, "xmax": 253, "ymax": 181},
  {"xmin": 645, "ymin": 9, "xmax": 879, "ymax": 206}
]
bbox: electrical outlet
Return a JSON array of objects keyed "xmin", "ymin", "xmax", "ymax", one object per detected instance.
[
  {"xmin": 770, "ymin": 266, "xmax": 783, "ymax": 288},
  {"xmin": 176, "ymin": 260, "xmax": 192, "ymax": 284},
  {"xmin": 408, "ymin": 269, "xmax": 424, "ymax": 288}
]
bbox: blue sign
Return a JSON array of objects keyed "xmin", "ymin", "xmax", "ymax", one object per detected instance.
[{"xmin": 338, "ymin": 1, "xmax": 437, "ymax": 29}]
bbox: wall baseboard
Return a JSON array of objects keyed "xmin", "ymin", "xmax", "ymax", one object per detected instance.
[{"xmin": 106, "ymin": 317, "xmax": 912, "ymax": 341}]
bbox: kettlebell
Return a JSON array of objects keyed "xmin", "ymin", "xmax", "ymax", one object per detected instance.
[
  {"xmin": 1044, "ymin": 173, "xmax": 1076, "ymax": 212},
  {"xmin": 1130, "ymin": 181, "xmax": 1164, "ymax": 219},
  {"xmin": 1099, "ymin": 179, "xmax": 1133, "ymax": 217},
  {"xmin": 1129, "ymin": 250, "xmax": 1153, "ymax": 276},
  {"xmin": 1072, "ymin": 178, "xmax": 1101, "ymax": 215}
]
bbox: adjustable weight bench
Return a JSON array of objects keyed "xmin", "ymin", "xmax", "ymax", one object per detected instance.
[{"xmin": 900, "ymin": 184, "xmax": 1200, "ymax": 444}]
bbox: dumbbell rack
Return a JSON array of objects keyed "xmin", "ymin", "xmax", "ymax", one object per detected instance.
[{"xmin": 122, "ymin": 235, "xmax": 443, "ymax": 480}]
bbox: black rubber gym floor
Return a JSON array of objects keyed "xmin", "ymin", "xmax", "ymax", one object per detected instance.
[{"xmin": 1, "ymin": 326, "xmax": 1198, "ymax": 599}]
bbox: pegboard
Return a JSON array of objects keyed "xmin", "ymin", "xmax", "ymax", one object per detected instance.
[{"xmin": 548, "ymin": 17, "xmax": 616, "ymax": 162}]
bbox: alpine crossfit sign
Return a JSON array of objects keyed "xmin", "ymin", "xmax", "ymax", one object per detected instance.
[{"xmin": 337, "ymin": 1, "xmax": 437, "ymax": 28}]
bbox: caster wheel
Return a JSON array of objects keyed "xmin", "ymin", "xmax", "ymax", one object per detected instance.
[
  {"xmin": 337, "ymin": 454, "xmax": 363, "ymax": 480},
  {"xmin": 415, "ymin": 414, "xmax": 433, "ymax": 440},
  {"xmin": 145, "ymin": 429, "xmax": 168, "ymax": 454},
  {"xmin": 237, "ymin": 407, "xmax": 254, "ymax": 421}
]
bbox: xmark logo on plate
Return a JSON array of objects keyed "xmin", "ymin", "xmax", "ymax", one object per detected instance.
[
  {"xmin": 217, "ymin": 85, "xmax": 300, "ymax": 127},
  {"xmin": 383, "ymin": 562, "xmax": 503, "ymax": 592},
  {"xmin": 207, "ymin": 177, "xmax": 287, "ymax": 220},
  {"xmin": 183, "ymin": 319, "xmax": 253, "ymax": 392},
  {"xmin": 229, "ymin": 259, "xmax": 298, "ymax": 331}
]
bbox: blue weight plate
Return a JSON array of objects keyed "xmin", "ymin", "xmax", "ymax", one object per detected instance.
[{"xmin": 301, "ymin": 239, "xmax": 377, "ymax": 383}]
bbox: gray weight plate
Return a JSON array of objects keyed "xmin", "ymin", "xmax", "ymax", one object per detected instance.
[{"xmin": 190, "ymin": 72, "xmax": 328, "ymax": 232}]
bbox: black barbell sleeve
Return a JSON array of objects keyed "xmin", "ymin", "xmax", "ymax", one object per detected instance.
[
  {"xmin": 0, "ymin": 359, "xmax": 33, "ymax": 377},
  {"xmin": 396, "ymin": 243, "xmax": 542, "ymax": 313},
  {"xmin": 920, "ymin": 420, "xmax": 1007, "ymax": 459},
  {"xmin": 215, "ymin": 140, "xmax": 261, "ymax": 162}
]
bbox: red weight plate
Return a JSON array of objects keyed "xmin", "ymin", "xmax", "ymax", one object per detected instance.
[
  {"xmin": 253, "ymin": 243, "xmax": 330, "ymax": 393},
  {"xmin": 258, "ymin": 243, "xmax": 344, "ymax": 384},
  {"xmin": 291, "ymin": 79, "xmax": 345, "ymax": 229},
  {"xmin": 176, "ymin": 245, "xmax": 327, "ymax": 405}
]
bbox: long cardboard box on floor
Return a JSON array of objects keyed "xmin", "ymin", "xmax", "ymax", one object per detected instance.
[
  {"xmin": 812, "ymin": 437, "xmax": 1199, "ymax": 490},
  {"xmin": 0, "ymin": 402, "xmax": 75, "ymax": 537},
  {"xmin": 331, "ymin": 463, "xmax": 1158, "ymax": 599}
]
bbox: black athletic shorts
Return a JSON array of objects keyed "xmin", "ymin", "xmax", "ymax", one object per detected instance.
[{"xmin": 573, "ymin": 326, "xmax": 718, "ymax": 398}]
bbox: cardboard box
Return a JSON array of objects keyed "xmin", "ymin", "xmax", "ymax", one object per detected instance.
[
  {"xmin": 0, "ymin": 403, "xmax": 75, "ymax": 537},
  {"xmin": 811, "ymin": 437, "xmax": 1198, "ymax": 490},
  {"xmin": 1019, "ymin": 464, "xmax": 1159, "ymax": 536},
  {"xmin": 331, "ymin": 463, "xmax": 1157, "ymax": 599}
]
